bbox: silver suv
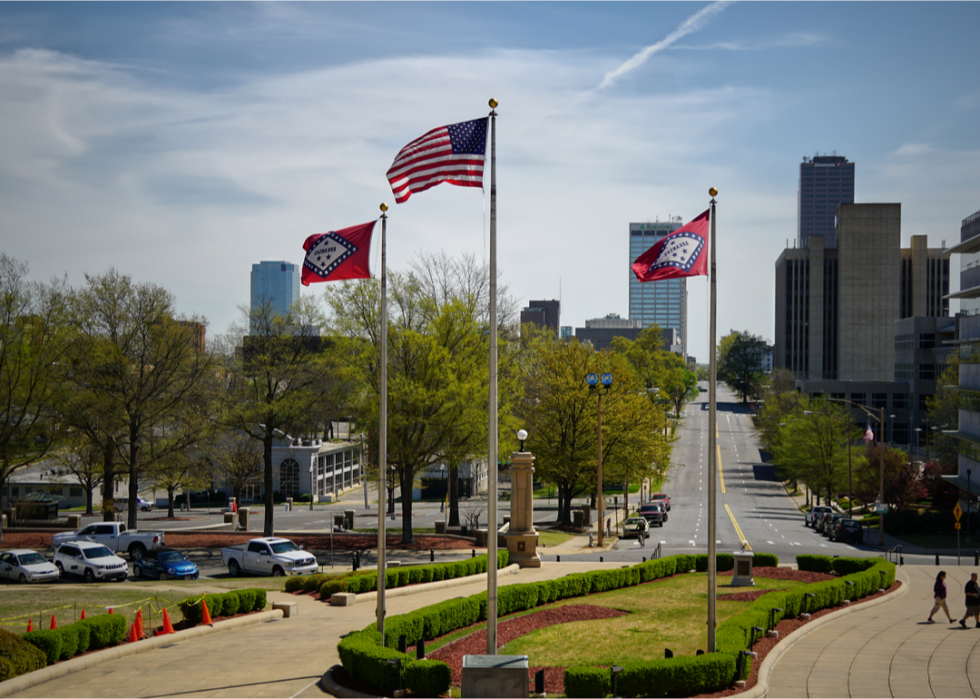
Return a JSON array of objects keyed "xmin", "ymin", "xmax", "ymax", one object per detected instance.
[{"xmin": 54, "ymin": 541, "xmax": 128, "ymax": 583}]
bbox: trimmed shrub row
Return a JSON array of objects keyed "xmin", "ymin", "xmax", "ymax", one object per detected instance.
[
  {"xmin": 19, "ymin": 613, "xmax": 127, "ymax": 670},
  {"xmin": 179, "ymin": 588, "xmax": 268, "ymax": 625},
  {"xmin": 694, "ymin": 552, "xmax": 779, "ymax": 572},
  {"xmin": 0, "ymin": 629, "xmax": 47, "ymax": 682},
  {"xmin": 319, "ymin": 551, "xmax": 510, "ymax": 600}
]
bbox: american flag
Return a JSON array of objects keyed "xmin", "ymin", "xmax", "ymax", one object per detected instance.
[
  {"xmin": 386, "ymin": 118, "xmax": 488, "ymax": 203},
  {"xmin": 863, "ymin": 425, "xmax": 875, "ymax": 444}
]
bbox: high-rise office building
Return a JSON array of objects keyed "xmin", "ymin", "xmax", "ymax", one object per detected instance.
[
  {"xmin": 521, "ymin": 299, "xmax": 560, "ymax": 336},
  {"xmin": 250, "ymin": 261, "xmax": 301, "ymax": 327},
  {"xmin": 629, "ymin": 221, "xmax": 686, "ymax": 353},
  {"xmin": 798, "ymin": 155, "xmax": 855, "ymax": 248}
]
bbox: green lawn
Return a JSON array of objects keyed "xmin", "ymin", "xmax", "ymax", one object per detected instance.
[
  {"xmin": 500, "ymin": 574, "xmax": 809, "ymax": 665},
  {"xmin": 537, "ymin": 530, "xmax": 576, "ymax": 547}
]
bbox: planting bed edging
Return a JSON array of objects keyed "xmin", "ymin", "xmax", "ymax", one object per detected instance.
[
  {"xmin": 0, "ymin": 610, "xmax": 283, "ymax": 696},
  {"xmin": 322, "ymin": 666, "xmax": 376, "ymax": 699},
  {"xmin": 350, "ymin": 563, "xmax": 520, "ymax": 605},
  {"xmin": 732, "ymin": 570, "xmax": 909, "ymax": 699}
]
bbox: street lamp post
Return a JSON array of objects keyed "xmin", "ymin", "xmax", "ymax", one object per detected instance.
[
  {"xmin": 969, "ymin": 469, "xmax": 973, "ymax": 542},
  {"xmin": 587, "ymin": 372, "xmax": 613, "ymax": 547}
]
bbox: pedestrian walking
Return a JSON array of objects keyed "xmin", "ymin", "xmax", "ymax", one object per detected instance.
[
  {"xmin": 959, "ymin": 572, "xmax": 980, "ymax": 628},
  {"xmin": 928, "ymin": 570, "xmax": 954, "ymax": 623}
]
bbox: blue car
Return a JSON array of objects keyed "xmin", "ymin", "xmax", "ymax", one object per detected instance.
[{"xmin": 131, "ymin": 548, "xmax": 199, "ymax": 581}]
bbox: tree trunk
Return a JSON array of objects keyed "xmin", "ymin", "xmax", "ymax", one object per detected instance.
[
  {"xmin": 128, "ymin": 421, "xmax": 140, "ymax": 530},
  {"xmin": 167, "ymin": 488, "xmax": 176, "ymax": 518},
  {"xmin": 263, "ymin": 431, "xmax": 275, "ymax": 537},
  {"xmin": 84, "ymin": 483, "xmax": 94, "ymax": 515},
  {"xmin": 103, "ymin": 443, "xmax": 115, "ymax": 523},
  {"xmin": 400, "ymin": 467, "xmax": 414, "ymax": 544},
  {"xmin": 448, "ymin": 463, "xmax": 460, "ymax": 527}
]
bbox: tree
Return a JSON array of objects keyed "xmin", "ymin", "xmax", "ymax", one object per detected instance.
[
  {"xmin": 0, "ymin": 255, "xmax": 69, "ymax": 541},
  {"xmin": 855, "ymin": 444, "xmax": 926, "ymax": 512},
  {"xmin": 718, "ymin": 330, "xmax": 768, "ymax": 402},
  {"xmin": 211, "ymin": 430, "xmax": 263, "ymax": 508},
  {"xmin": 222, "ymin": 297, "xmax": 337, "ymax": 537},
  {"xmin": 63, "ymin": 269, "xmax": 215, "ymax": 529},
  {"xmin": 146, "ymin": 448, "xmax": 210, "ymax": 518},
  {"xmin": 925, "ymin": 354, "xmax": 959, "ymax": 470},
  {"xmin": 52, "ymin": 432, "xmax": 104, "ymax": 516}
]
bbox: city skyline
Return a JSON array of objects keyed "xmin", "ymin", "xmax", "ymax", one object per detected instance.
[{"xmin": 2, "ymin": 3, "xmax": 980, "ymax": 359}]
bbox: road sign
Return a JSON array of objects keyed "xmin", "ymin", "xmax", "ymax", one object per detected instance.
[
  {"xmin": 956, "ymin": 522, "xmax": 962, "ymax": 530},
  {"xmin": 955, "ymin": 503, "xmax": 963, "ymax": 521}
]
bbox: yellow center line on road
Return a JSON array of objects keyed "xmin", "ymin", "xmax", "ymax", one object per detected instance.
[
  {"xmin": 717, "ymin": 444, "xmax": 725, "ymax": 494},
  {"xmin": 725, "ymin": 504, "xmax": 752, "ymax": 551}
]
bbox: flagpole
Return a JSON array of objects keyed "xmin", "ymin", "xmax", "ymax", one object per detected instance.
[
  {"xmin": 377, "ymin": 203, "xmax": 388, "ymax": 640},
  {"xmin": 487, "ymin": 97, "xmax": 499, "ymax": 656},
  {"xmin": 707, "ymin": 187, "xmax": 718, "ymax": 653}
]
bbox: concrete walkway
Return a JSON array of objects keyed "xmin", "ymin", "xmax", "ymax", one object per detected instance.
[
  {"xmin": 7, "ymin": 561, "xmax": 625, "ymax": 699},
  {"xmin": 765, "ymin": 565, "xmax": 980, "ymax": 698}
]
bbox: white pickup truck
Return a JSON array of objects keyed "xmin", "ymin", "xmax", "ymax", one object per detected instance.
[
  {"xmin": 51, "ymin": 522, "xmax": 165, "ymax": 560},
  {"xmin": 221, "ymin": 537, "xmax": 317, "ymax": 577}
]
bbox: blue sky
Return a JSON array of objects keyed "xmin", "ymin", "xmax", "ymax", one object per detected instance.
[{"xmin": 2, "ymin": 2, "xmax": 980, "ymax": 360}]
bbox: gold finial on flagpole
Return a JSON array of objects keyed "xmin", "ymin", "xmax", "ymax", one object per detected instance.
[
  {"xmin": 709, "ymin": 187, "xmax": 718, "ymax": 197},
  {"xmin": 489, "ymin": 98, "xmax": 498, "ymax": 108},
  {"xmin": 380, "ymin": 202, "xmax": 388, "ymax": 212}
]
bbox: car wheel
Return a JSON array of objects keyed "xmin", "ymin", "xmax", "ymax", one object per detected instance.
[
  {"xmin": 19, "ymin": 573, "xmax": 27, "ymax": 584},
  {"xmin": 228, "ymin": 560, "xmax": 240, "ymax": 577},
  {"xmin": 159, "ymin": 573, "xmax": 168, "ymax": 581},
  {"xmin": 272, "ymin": 566, "xmax": 285, "ymax": 577},
  {"xmin": 55, "ymin": 561, "xmax": 65, "ymax": 579},
  {"xmin": 83, "ymin": 568, "xmax": 94, "ymax": 584},
  {"xmin": 133, "ymin": 565, "xmax": 143, "ymax": 579},
  {"xmin": 128, "ymin": 544, "xmax": 146, "ymax": 561}
]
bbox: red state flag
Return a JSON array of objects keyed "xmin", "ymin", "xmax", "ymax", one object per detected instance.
[
  {"xmin": 631, "ymin": 209, "xmax": 710, "ymax": 282},
  {"xmin": 301, "ymin": 220, "xmax": 376, "ymax": 286}
]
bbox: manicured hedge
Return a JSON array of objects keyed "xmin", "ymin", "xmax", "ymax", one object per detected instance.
[
  {"xmin": 81, "ymin": 614, "xmax": 128, "ymax": 650},
  {"xmin": 178, "ymin": 589, "xmax": 268, "ymax": 626},
  {"xmin": 0, "ymin": 629, "xmax": 47, "ymax": 682},
  {"xmin": 695, "ymin": 553, "xmax": 735, "ymax": 572},
  {"xmin": 22, "ymin": 629, "xmax": 61, "ymax": 665},
  {"xmin": 797, "ymin": 554, "xmax": 835, "ymax": 574},
  {"xmin": 320, "ymin": 551, "xmax": 509, "ymax": 601},
  {"xmin": 20, "ymin": 615, "xmax": 127, "ymax": 671}
]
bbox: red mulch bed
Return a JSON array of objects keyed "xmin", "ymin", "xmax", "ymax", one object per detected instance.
[{"xmin": 0, "ymin": 531, "xmax": 474, "ymax": 551}]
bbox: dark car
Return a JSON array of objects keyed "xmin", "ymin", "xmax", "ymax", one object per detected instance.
[
  {"xmin": 132, "ymin": 548, "xmax": 199, "ymax": 581},
  {"xmin": 833, "ymin": 518, "xmax": 863, "ymax": 544},
  {"xmin": 824, "ymin": 513, "xmax": 846, "ymax": 538},
  {"xmin": 637, "ymin": 504, "xmax": 664, "ymax": 527}
]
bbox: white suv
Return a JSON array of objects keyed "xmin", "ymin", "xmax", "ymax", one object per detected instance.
[{"xmin": 54, "ymin": 541, "xmax": 129, "ymax": 583}]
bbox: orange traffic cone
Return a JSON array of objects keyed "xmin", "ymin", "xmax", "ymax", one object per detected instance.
[
  {"xmin": 129, "ymin": 623, "xmax": 138, "ymax": 643},
  {"xmin": 160, "ymin": 608, "xmax": 175, "ymax": 635},
  {"xmin": 80, "ymin": 609, "xmax": 86, "ymax": 620},
  {"xmin": 201, "ymin": 597, "xmax": 212, "ymax": 626},
  {"xmin": 50, "ymin": 615, "xmax": 57, "ymax": 630},
  {"xmin": 135, "ymin": 608, "xmax": 144, "ymax": 639},
  {"xmin": 108, "ymin": 607, "xmax": 114, "ymax": 614},
  {"xmin": 26, "ymin": 619, "xmax": 33, "ymax": 633}
]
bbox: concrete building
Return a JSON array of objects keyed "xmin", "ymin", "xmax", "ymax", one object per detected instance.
[
  {"xmin": 520, "ymin": 299, "xmax": 560, "ymax": 336},
  {"xmin": 775, "ymin": 203, "xmax": 950, "ymax": 445},
  {"xmin": 575, "ymin": 313, "xmax": 642, "ymax": 351},
  {"xmin": 250, "ymin": 261, "xmax": 301, "ymax": 330},
  {"xmin": 629, "ymin": 221, "xmax": 687, "ymax": 353},
  {"xmin": 798, "ymin": 154, "xmax": 855, "ymax": 249}
]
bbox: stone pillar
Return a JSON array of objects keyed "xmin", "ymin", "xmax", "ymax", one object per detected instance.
[{"xmin": 504, "ymin": 450, "xmax": 540, "ymax": 568}]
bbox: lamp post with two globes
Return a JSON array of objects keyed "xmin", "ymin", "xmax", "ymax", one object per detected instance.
[{"xmin": 587, "ymin": 372, "xmax": 614, "ymax": 546}]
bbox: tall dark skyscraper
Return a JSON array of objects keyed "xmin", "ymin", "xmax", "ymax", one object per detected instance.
[{"xmin": 798, "ymin": 155, "xmax": 855, "ymax": 248}]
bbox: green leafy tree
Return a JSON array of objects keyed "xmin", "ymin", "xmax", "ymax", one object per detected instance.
[
  {"xmin": 925, "ymin": 354, "xmax": 959, "ymax": 470},
  {"xmin": 52, "ymin": 432, "xmax": 104, "ymax": 516},
  {"xmin": 855, "ymin": 444, "xmax": 924, "ymax": 512},
  {"xmin": 0, "ymin": 256, "xmax": 70, "ymax": 542},
  {"xmin": 718, "ymin": 330, "xmax": 768, "ymax": 402}
]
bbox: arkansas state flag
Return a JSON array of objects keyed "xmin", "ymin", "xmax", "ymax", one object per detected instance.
[
  {"xmin": 301, "ymin": 220, "xmax": 376, "ymax": 286},
  {"xmin": 631, "ymin": 209, "xmax": 710, "ymax": 282}
]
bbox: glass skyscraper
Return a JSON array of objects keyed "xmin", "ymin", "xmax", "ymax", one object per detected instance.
[
  {"xmin": 798, "ymin": 155, "xmax": 855, "ymax": 248},
  {"xmin": 250, "ymin": 260, "xmax": 301, "ymax": 325},
  {"xmin": 629, "ymin": 221, "xmax": 686, "ymax": 354}
]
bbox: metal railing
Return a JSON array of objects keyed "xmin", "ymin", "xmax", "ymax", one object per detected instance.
[{"xmin": 882, "ymin": 545, "xmax": 903, "ymax": 565}]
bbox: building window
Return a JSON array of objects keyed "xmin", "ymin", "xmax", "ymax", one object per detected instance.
[
  {"xmin": 279, "ymin": 458, "xmax": 300, "ymax": 498},
  {"xmin": 893, "ymin": 394, "xmax": 909, "ymax": 409},
  {"xmin": 919, "ymin": 364, "xmax": 936, "ymax": 380},
  {"xmin": 872, "ymin": 393, "xmax": 887, "ymax": 409},
  {"xmin": 919, "ymin": 333, "xmax": 936, "ymax": 349},
  {"xmin": 893, "ymin": 423, "xmax": 910, "ymax": 445},
  {"xmin": 850, "ymin": 393, "xmax": 865, "ymax": 406}
]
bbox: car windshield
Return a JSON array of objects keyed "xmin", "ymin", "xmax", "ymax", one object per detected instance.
[
  {"xmin": 17, "ymin": 553, "xmax": 47, "ymax": 565},
  {"xmin": 269, "ymin": 541, "xmax": 300, "ymax": 554},
  {"xmin": 158, "ymin": 552, "xmax": 186, "ymax": 563},
  {"xmin": 83, "ymin": 546, "xmax": 114, "ymax": 559}
]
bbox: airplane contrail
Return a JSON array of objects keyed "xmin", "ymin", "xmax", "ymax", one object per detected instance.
[{"xmin": 597, "ymin": 1, "xmax": 732, "ymax": 91}]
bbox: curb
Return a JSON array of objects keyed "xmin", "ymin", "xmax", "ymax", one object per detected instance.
[
  {"xmin": 352, "ymin": 564, "xmax": 521, "ymax": 604},
  {"xmin": 321, "ymin": 665, "xmax": 377, "ymax": 699},
  {"xmin": 0, "ymin": 609, "xmax": 284, "ymax": 696},
  {"xmin": 733, "ymin": 568, "xmax": 910, "ymax": 698}
]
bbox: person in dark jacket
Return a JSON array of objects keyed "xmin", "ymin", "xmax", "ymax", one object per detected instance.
[
  {"xmin": 960, "ymin": 572, "xmax": 980, "ymax": 628},
  {"xmin": 928, "ymin": 570, "xmax": 954, "ymax": 623}
]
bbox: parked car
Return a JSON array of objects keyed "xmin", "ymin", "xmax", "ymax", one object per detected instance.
[
  {"xmin": 637, "ymin": 503, "xmax": 665, "ymax": 527},
  {"xmin": 806, "ymin": 505, "xmax": 833, "ymax": 528},
  {"xmin": 814, "ymin": 511, "xmax": 835, "ymax": 534},
  {"xmin": 651, "ymin": 493, "xmax": 671, "ymax": 511},
  {"xmin": 54, "ymin": 541, "xmax": 129, "ymax": 583},
  {"xmin": 824, "ymin": 513, "xmax": 846, "ymax": 537},
  {"xmin": 221, "ymin": 537, "xmax": 317, "ymax": 577},
  {"xmin": 132, "ymin": 548, "xmax": 199, "ymax": 581},
  {"xmin": 622, "ymin": 517, "xmax": 650, "ymax": 538},
  {"xmin": 52, "ymin": 521, "xmax": 165, "ymax": 560},
  {"xmin": 115, "ymin": 497, "xmax": 155, "ymax": 512},
  {"xmin": 0, "ymin": 549, "xmax": 59, "ymax": 584},
  {"xmin": 832, "ymin": 518, "xmax": 864, "ymax": 544}
]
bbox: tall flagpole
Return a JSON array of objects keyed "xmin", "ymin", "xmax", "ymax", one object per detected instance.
[
  {"xmin": 377, "ymin": 203, "xmax": 388, "ymax": 640},
  {"xmin": 487, "ymin": 97, "xmax": 499, "ymax": 655},
  {"xmin": 707, "ymin": 187, "xmax": 718, "ymax": 653}
]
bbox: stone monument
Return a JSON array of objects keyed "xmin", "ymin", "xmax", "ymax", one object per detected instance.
[{"xmin": 504, "ymin": 437, "xmax": 540, "ymax": 568}]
